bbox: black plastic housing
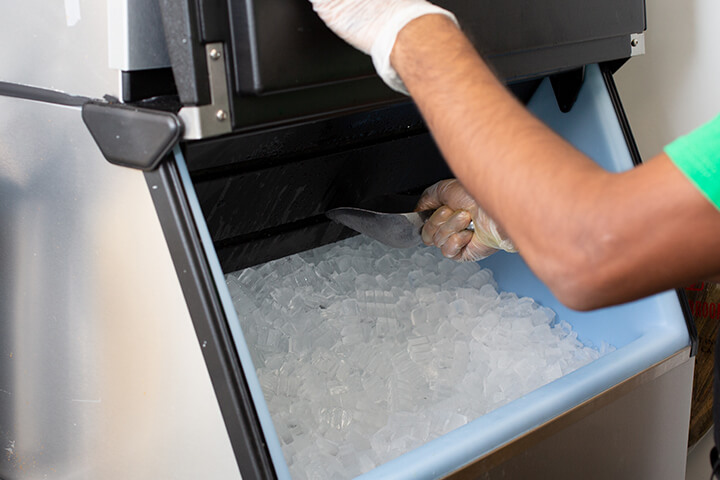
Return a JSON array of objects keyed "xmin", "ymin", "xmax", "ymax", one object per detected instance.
[
  {"xmin": 158, "ymin": 0, "xmax": 646, "ymax": 130},
  {"xmin": 182, "ymin": 80, "xmax": 543, "ymax": 272},
  {"xmin": 230, "ymin": 0, "xmax": 645, "ymax": 95},
  {"xmin": 184, "ymin": 103, "xmax": 450, "ymax": 272}
]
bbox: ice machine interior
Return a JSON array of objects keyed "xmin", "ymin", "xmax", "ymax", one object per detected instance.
[{"xmin": 165, "ymin": 64, "xmax": 693, "ymax": 479}]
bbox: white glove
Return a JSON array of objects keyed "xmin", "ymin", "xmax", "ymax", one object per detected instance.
[
  {"xmin": 309, "ymin": 0, "xmax": 458, "ymax": 95},
  {"xmin": 416, "ymin": 179, "xmax": 517, "ymax": 262}
]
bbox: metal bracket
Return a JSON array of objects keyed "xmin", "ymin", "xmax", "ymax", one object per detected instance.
[
  {"xmin": 179, "ymin": 42, "xmax": 232, "ymax": 140},
  {"xmin": 630, "ymin": 33, "xmax": 646, "ymax": 57}
]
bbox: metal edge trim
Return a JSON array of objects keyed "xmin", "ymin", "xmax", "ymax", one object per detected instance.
[
  {"xmin": 143, "ymin": 153, "xmax": 277, "ymax": 479},
  {"xmin": 443, "ymin": 346, "xmax": 693, "ymax": 478}
]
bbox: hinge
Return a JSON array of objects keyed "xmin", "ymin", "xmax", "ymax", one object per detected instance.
[{"xmin": 179, "ymin": 42, "xmax": 232, "ymax": 140}]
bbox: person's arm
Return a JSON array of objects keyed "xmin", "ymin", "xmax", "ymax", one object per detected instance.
[
  {"xmin": 391, "ymin": 15, "xmax": 720, "ymax": 309},
  {"xmin": 308, "ymin": 1, "xmax": 720, "ymax": 309}
]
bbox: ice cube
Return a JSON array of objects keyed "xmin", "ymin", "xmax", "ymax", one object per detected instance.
[{"xmin": 415, "ymin": 287, "xmax": 436, "ymax": 305}]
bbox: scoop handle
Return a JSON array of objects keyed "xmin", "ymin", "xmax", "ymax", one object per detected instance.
[{"xmin": 415, "ymin": 210, "xmax": 475, "ymax": 232}]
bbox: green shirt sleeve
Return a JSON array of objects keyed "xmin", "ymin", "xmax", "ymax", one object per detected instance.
[{"xmin": 664, "ymin": 114, "xmax": 720, "ymax": 212}]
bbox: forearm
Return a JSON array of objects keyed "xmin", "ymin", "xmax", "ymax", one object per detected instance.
[
  {"xmin": 391, "ymin": 15, "xmax": 720, "ymax": 308},
  {"xmin": 391, "ymin": 16, "xmax": 610, "ymax": 301}
]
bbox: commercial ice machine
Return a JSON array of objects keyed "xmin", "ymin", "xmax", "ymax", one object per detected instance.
[{"xmin": 0, "ymin": 1, "xmax": 697, "ymax": 479}]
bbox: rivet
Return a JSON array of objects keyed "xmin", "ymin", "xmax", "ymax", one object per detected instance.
[
  {"xmin": 209, "ymin": 48, "xmax": 221, "ymax": 60},
  {"xmin": 631, "ymin": 38, "xmax": 639, "ymax": 47},
  {"xmin": 216, "ymin": 110, "xmax": 228, "ymax": 121}
]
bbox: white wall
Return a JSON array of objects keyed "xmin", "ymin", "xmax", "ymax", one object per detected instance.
[{"xmin": 614, "ymin": 0, "xmax": 720, "ymax": 160}]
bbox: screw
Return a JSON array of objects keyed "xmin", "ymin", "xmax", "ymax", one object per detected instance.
[
  {"xmin": 216, "ymin": 110, "xmax": 228, "ymax": 121},
  {"xmin": 209, "ymin": 48, "xmax": 221, "ymax": 60},
  {"xmin": 631, "ymin": 38, "xmax": 639, "ymax": 47}
]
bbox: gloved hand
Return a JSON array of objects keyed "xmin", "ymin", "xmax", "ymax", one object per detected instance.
[
  {"xmin": 308, "ymin": 0, "xmax": 458, "ymax": 94},
  {"xmin": 416, "ymin": 179, "xmax": 517, "ymax": 261}
]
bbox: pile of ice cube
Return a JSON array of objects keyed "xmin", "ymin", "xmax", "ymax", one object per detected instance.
[{"xmin": 227, "ymin": 236, "xmax": 610, "ymax": 479}]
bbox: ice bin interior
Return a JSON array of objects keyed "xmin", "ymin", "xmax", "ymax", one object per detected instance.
[{"xmin": 207, "ymin": 65, "xmax": 690, "ymax": 479}]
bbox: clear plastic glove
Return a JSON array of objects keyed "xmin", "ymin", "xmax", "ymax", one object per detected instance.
[
  {"xmin": 416, "ymin": 179, "xmax": 517, "ymax": 262},
  {"xmin": 308, "ymin": 0, "xmax": 457, "ymax": 94}
]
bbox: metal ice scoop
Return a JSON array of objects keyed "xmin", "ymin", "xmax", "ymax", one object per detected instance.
[{"xmin": 326, "ymin": 207, "xmax": 474, "ymax": 249}]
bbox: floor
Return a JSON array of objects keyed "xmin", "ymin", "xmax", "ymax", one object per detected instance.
[{"xmin": 687, "ymin": 428, "xmax": 714, "ymax": 479}]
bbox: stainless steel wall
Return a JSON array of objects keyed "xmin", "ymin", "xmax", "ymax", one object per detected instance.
[{"xmin": 0, "ymin": 1, "xmax": 240, "ymax": 478}]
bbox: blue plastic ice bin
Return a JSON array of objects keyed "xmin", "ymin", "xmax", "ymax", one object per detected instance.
[{"xmin": 215, "ymin": 64, "xmax": 693, "ymax": 479}]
